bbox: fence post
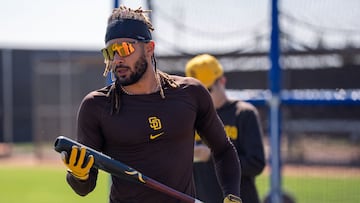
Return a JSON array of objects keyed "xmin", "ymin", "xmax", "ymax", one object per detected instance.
[{"xmin": 269, "ymin": 0, "xmax": 282, "ymax": 202}]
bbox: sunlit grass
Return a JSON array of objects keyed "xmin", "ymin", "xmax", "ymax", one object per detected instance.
[
  {"xmin": 0, "ymin": 165, "xmax": 359, "ymax": 203},
  {"xmin": 256, "ymin": 173, "xmax": 360, "ymax": 203},
  {"xmin": 0, "ymin": 166, "xmax": 109, "ymax": 203}
]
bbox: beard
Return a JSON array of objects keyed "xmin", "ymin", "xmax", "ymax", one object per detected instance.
[{"xmin": 114, "ymin": 54, "xmax": 148, "ymax": 86}]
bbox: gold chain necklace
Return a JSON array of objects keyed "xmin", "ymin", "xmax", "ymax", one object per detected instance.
[
  {"xmin": 120, "ymin": 85, "xmax": 133, "ymax": 95},
  {"xmin": 120, "ymin": 84, "xmax": 159, "ymax": 95}
]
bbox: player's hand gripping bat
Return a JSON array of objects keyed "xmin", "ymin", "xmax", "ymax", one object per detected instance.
[{"xmin": 54, "ymin": 136, "xmax": 203, "ymax": 203}]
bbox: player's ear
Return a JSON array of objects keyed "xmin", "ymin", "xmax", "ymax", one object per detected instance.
[
  {"xmin": 144, "ymin": 41, "xmax": 155, "ymax": 57},
  {"xmin": 219, "ymin": 76, "xmax": 227, "ymax": 86}
]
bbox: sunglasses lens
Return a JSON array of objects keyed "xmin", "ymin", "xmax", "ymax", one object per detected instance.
[
  {"xmin": 101, "ymin": 42, "xmax": 136, "ymax": 60},
  {"xmin": 115, "ymin": 42, "xmax": 135, "ymax": 57}
]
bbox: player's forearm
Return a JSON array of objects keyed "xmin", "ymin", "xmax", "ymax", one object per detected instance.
[{"xmin": 213, "ymin": 143, "xmax": 241, "ymax": 197}]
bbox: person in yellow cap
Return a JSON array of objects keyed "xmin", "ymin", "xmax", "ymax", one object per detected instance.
[{"xmin": 186, "ymin": 54, "xmax": 266, "ymax": 203}]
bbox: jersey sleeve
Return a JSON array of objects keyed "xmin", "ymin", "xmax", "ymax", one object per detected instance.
[
  {"xmin": 66, "ymin": 91, "xmax": 105, "ymax": 196},
  {"xmin": 236, "ymin": 108, "xmax": 266, "ymax": 177},
  {"xmin": 192, "ymin": 84, "xmax": 241, "ymax": 197}
]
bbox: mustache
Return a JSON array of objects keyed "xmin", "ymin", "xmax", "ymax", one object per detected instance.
[{"xmin": 114, "ymin": 64, "xmax": 130, "ymax": 70}]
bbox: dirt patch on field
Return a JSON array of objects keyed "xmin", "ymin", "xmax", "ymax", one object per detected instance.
[
  {"xmin": 1, "ymin": 143, "xmax": 360, "ymax": 177},
  {"xmin": 1, "ymin": 152, "xmax": 360, "ymax": 178},
  {"xmin": 260, "ymin": 164, "xmax": 360, "ymax": 177},
  {"xmin": 281, "ymin": 164, "xmax": 360, "ymax": 177},
  {"xmin": 0, "ymin": 145, "xmax": 62, "ymax": 168},
  {"xmin": 0, "ymin": 154, "xmax": 62, "ymax": 168}
]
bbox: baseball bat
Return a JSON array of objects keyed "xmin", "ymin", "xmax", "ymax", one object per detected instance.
[{"xmin": 54, "ymin": 136, "xmax": 203, "ymax": 203}]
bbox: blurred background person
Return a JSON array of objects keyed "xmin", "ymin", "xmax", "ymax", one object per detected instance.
[{"xmin": 185, "ymin": 54, "xmax": 266, "ymax": 203}]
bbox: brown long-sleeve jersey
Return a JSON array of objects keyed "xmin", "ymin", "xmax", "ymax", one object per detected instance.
[{"xmin": 66, "ymin": 75, "xmax": 240, "ymax": 203}]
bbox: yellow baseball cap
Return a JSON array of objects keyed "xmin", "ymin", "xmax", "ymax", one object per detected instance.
[{"xmin": 185, "ymin": 54, "xmax": 223, "ymax": 88}]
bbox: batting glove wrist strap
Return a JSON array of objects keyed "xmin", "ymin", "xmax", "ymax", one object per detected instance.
[
  {"xmin": 224, "ymin": 194, "xmax": 242, "ymax": 203},
  {"xmin": 61, "ymin": 146, "xmax": 94, "ymax": 181},
  {"xmin": 67, "ymin": 169, "xmax": 90, "ymax": 181}
]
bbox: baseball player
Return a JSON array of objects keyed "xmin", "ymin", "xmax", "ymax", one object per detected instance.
[
  {"xmin": 186, "ymin": 54, "xmax": 265, "ymax": 203},
  {"xmin": 59, "ymin": 5, "xmax": 242, "ymax": 203}
]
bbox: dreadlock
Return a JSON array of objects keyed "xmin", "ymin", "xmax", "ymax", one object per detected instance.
[
  {"xmin": 107, "ymin": 69, "xmax": 179, "ymax": 115},
  {"xmin": 108, "ymin": 5, "xmax": 154, "ymax": 31}
]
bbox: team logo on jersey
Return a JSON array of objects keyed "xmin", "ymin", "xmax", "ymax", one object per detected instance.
[
  {"xmin": 194, "ymin": 132, "xmax": 201, "ymax": 141},
  {"xmin": 194, "ymin": 125, "xmax": 238, "ymax": 141},
  {"xmin": 150, "ymin": 132, "xmax": 164, "ymax": 140},
  {"xmin": 148, "ymin": 116, "xmax": 162, "ymax": 130},
  {"xmin": 224, "ymin": 125, "xmax": 238, "ymax": 140},
  {"xmin": 148, "ymin": 116, "xmax": 164, "ymax": 140}
]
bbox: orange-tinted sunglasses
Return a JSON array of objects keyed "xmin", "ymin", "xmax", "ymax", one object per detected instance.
[{"xmin": 101, "ymin": 41, "xmax": 136, "ymax": 60}]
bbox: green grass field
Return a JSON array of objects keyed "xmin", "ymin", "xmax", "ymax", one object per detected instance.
[
  {"xmin": 255, "ymin": 173, "xmax": 360, "ymax": 203},
  {"xmin": 0, "ymin": 166, "xmax": 108, "ymax": 203},
  {"xmin": 0, "ymin": 165, "xmax": 359, "ymax": 203}
]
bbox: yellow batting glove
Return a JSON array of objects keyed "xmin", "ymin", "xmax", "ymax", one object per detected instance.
[
  {"xmin": 61, "ymin": 146, "xmax": 94, "ymax": 181},
  {"xmin": 224, "ymin": 194, "xmax": 242, "ymax": 203}
]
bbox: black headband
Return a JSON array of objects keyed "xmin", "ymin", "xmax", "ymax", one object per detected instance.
[{"xmin": 105, "ymin": 19, "xmax": 152, "ymax": 43}]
